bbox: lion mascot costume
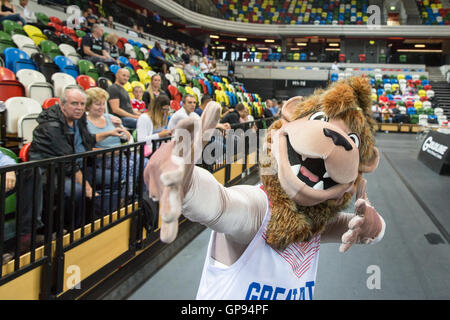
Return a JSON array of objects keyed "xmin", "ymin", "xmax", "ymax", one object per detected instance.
[{"xmin": 144, "ymin": 76, "xmax": 386, "ymax": 300}]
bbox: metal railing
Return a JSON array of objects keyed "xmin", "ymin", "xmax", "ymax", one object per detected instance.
[{"xmin": 0, "ymin": 118, "xmax": 273, "ymax": 298}]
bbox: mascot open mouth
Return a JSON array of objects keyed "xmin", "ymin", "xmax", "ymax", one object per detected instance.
[{"xmin": 286, "ymin": 137, "xmax": 338, "ymax": 191}]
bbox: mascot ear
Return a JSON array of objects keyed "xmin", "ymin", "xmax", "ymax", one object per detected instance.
[
  {"xmin": 360, "ymin": 147, "xmax": 380, "ymax": 173},
  {"xmin": 281, "ymin": 96, "xmax": 303, "ymax": 122}
]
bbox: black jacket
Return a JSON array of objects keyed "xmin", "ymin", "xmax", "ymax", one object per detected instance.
[
  {"xmin": 220, "ymin": 111, "xmax": 240, "ymax": 125},
  {"xmin": 29, "ymin": 104, "xmax": 96, "ymax": 163}
]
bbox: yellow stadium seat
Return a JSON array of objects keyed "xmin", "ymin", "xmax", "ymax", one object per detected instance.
[
  {"xmin": 131, "ymin": 81, "xmax": 145, "ymax": 90},
  {"xmin": 138, "ymin": 60, "xmax": 151, "ymax": 71},
  {"xmin": 23, "ymin": 25, "xmax": 47, "ymax": 45},
  {"xmin": 137, "ymin": 69, "xmax": 151, "ymax": 85},
  {"xmin": 176, "ymin": 68, "xmax": 186, "ymax": 84}
]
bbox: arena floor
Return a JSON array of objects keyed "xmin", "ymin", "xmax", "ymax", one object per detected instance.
[{"xmin": 127, "ymin": 132, "xmax": 450, "ymax": 300}]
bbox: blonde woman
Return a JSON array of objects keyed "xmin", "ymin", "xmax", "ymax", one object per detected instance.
[
  {"xmin": 103, "ymin": 33, "xmax": 120, "ymax": 64},
  {"xmin": 136, "ymin": 94, "xmax": 172, "ymax": 156},
  {"xmin": 142, "ymin": 73, "xmax": 166, "ymax": 110},
  {"xmin": 85, "ymin": 87, "xmax": 130, "ymax": 149},
  {"xmin": 85, "ymin": 87, "xmax": 138, "ymax": 194}
]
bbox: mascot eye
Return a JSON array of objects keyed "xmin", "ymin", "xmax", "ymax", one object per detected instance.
[
  {"xmin": 309, "ymin": 111, "xmax": 329, "ymax": 122},
  {"xmin": 348, "ymin": 133, "xmax": 360, "ymax": 148}
]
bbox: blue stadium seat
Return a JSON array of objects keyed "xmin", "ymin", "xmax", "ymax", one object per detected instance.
[
  {"xmin": 109, "ymin": 64, "xmax": 120, "ymax": 75},
  {"xmin": 118, "ymin": 56, "xmax": 133, "ymax": 69},
  {"xmin": 4, "ymin": 48, "xmax": 36, "ymax": 73},
  {"xmin": 54, "ymin": 55, "xmax": 79, "ymax": 79}
]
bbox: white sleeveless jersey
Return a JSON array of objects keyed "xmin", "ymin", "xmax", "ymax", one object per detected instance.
[{"xmin": 196, "ymin": 190, "xmax": 321, "ymax": 300}]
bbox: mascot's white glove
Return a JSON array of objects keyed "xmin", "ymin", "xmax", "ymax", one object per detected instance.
[{"xmin": 339, "ymin": 179, "xmax": 386, "ymax": 253}]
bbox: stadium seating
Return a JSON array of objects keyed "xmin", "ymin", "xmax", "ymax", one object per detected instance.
[
  {"xmin": 0, "ymin": 31, "xmax": 16, "ymax": 54},
  {"xmin": 78, "ymin": 59, "xmax": 100, "ymax": 81},
  {"xmin": 54, "ymin": 55, "xmax": 80, "ymax": 79},
  {"xmin": 16, "ymin": 69, "xmax": 54, "ymax": 105},
  {"xmin": 5, "ymin": 97, "xmax": 42, "ymax": 135},
  {"xmin": 76, "ymin": 75, "xmax": 96, "ymax": 90},
  {"xmin": 51, "ymin": 72, "xmax": 77, "ymax": 97},
  {"xmin": 23, "ymin": 24, "xmax": 46, "ymax": 45},
  {"xmin": 11, "ymin": 34, "xmax": 39, "ymax": 57},
  {"xmin": 42, "ymin": 97, "xmax": 60, "ymax": 110},
  {"xmin": 213, "ymin": 0, "xmax": 370, "ymax": 25},
  {"xmin": 31, "ymin": 52, "xmax": 60, "ymax": 82},
  {"xmin": 4, "ymin": 48, "xmax": 36, "ymax": 73},
  {"xmin": 416, "ymin": 0, "xmax": 450, "ymax": 25}
]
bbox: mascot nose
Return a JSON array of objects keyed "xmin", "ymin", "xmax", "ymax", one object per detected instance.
[{"xmin": 323, "ymin": 128, "xmax": 353, "ymax": 151}]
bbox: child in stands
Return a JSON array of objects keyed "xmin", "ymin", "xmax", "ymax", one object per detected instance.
[{"xmin": 131, "ymin": 86, "xmax": 147, "ymax": 114}]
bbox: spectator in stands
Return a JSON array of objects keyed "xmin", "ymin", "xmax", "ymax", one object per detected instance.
[
  {"xmin": 0, "ymin": 0, "xmax": 26, "ymax": 25},
  {"xmin": 127, "ymin": 24, "xmax": 139, "ymax": 38},
  {"xmin": 165, "ymin": 48, "xmax": 181, "ymax": 68},
  {"xmin": 270, "ymin": 100, "xmax": 281, "ymax": 118},
  {"xmin": 202, "ymin": 42, "xmax": 209, "ymax": 57},
  {"xmin": 85, "ymin": 87, "xmax": 138, "ymax": 193},
  {"xmin": 136, "ymin": 8, "xmax": 146, "ymax": 34},
  {"xmin": 170, "ymin": 48, "xmax": 185, "ymax": 68},
  {"xmin": 105, "ymin": 15, "xmax": 114, "ymax": 29},
  {"xmin": 168, "ymin": 94, "xmax": 200, "ymax": 130},
  {"xmin": 149, "ymin": 41, "xmax": 170, "ymax": 74},
  {"xmin": 131, "ymin": 86, "xmax": 147, "ymax": 114},
  {"xmin": 97, "ymin": 14, "xmax": 107, "ymax": 27},
  {"xmin": 220, "ymin": 103, "xmax": 246, "ymax": 125},
  {"xmin": 331, "ymin": 61, "xmax": 340, "ymax": 71},
  {"xmin": 107, "ymin": 68, "xmax": 140, "ymax": 129},
  {"xmin": 136, "ymin": 94, "xmax": 173, "ymax": 150},
  {"xmin": 371, "ymin": 104, "xmax": 382, "ymax": 123},
  {"xmin": 184, "ymin": 58, "xmax": 196, "ymax": 83},
  {"xmin": 142, "ymin": 73, "xmax": 167, "ymax": 110},
  {"xmin": 378, "ymin": 91, "xmax": 389, "ymax": 104},
  {"xmin": 199, "ymin": 56, "xmax": 210, "ymax": 75},
  {"xmin": 193, "ymin": 59, "xmax": 203, "ymax": 78},
  {"xmin": 264, "ymin": 99, "xmax": 274, "ymax": 116},
  {"xmin": 85, "ymin": 87, "xmax": 131, "ymax": 149},
  {"xmin": 16, "ymin": 0, "xmax": 36, "ymax": 24},
  {"xmin": 86, "ymin": 8, "xmax": 98, "ymax": 27},
  {"xmin": 29, "ymin": 88, "xmax": 121, "ymax": 228},
  {"xmin": 103, "ymin": 33, "xmax": 120, "ymax": 64},
  {"xmin": 0, "ymin": 151, "xmax": 44, "ymax": 263},
  {"xmin": 209, "ymin": 58, "xmax": 217, "ymax": 74},
  {"xmin": 380, "ymin": 103, "xmax": 393, "ymax": 123},
  {"xmin": 195, "ymin": 95, "xmax": 211, "ymax": 116},
  {"xmin": 181, "ymin": 47, "xmax": 191, "ymax": 65},
  {"xmin": 78, "ymin": 10, "xmax": 89, "ymax": 30},
  {"xmin": 81, "ymin": 24, "xmax": 116, "ymax": 65}
]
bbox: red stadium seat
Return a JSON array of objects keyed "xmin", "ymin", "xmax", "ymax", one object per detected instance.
[
  {"xmin": 0, "ymin": 81, "xmax": 25, "ymax": 101},
  {"xmin": 19, "ymin": 142, "xmax": 31, "ymax": 162},
  {"xmin": 0, "ymin": 67, "xmax": 16, "ymax": 81},
  {"xmin": 48, "ymin": 22, "xmax": 63, "ymax": 33},
  {"xmin": 167, "ymin": 84, "xmax": 179, "ymax": 100},
  {"xmin": 42, "ymin": 97, "xmax": 60, "ymax": 109},
  {"xmin": 49, "ymin": 16, "xmax": 62, "ymax": 25},
  {"xmin": 76, "ymin": 75, "xmax": 96, "ymax": 90},
  {"xmin": 170, "ymin": 99, "xmax": 180, "ymax": 111},
  {"xmin": 128, "ymin": 59, "xmax": 141, "ymax": 71}
]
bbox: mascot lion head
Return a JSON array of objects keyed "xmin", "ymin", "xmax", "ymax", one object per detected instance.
[{"xmin": 260, "ymin": 76, "xmax": 380, "ymax": 250}]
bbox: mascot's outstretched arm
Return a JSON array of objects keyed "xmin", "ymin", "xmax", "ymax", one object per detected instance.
[{"xmin": 144, "ymin": 101, "xmax": 268, "ymax": 246}]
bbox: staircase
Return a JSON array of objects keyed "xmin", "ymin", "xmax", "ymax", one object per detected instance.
[
  {"xmin": 403, "ymin": 0, "xmax": 422, "ymax": 24},
  {"xmin": 427, "ymin": 66, "xmax": 446, "ymax": 82},
  {"xmin": 431, "ymin": 81, "xmax": 450, "ymax": 117}
]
